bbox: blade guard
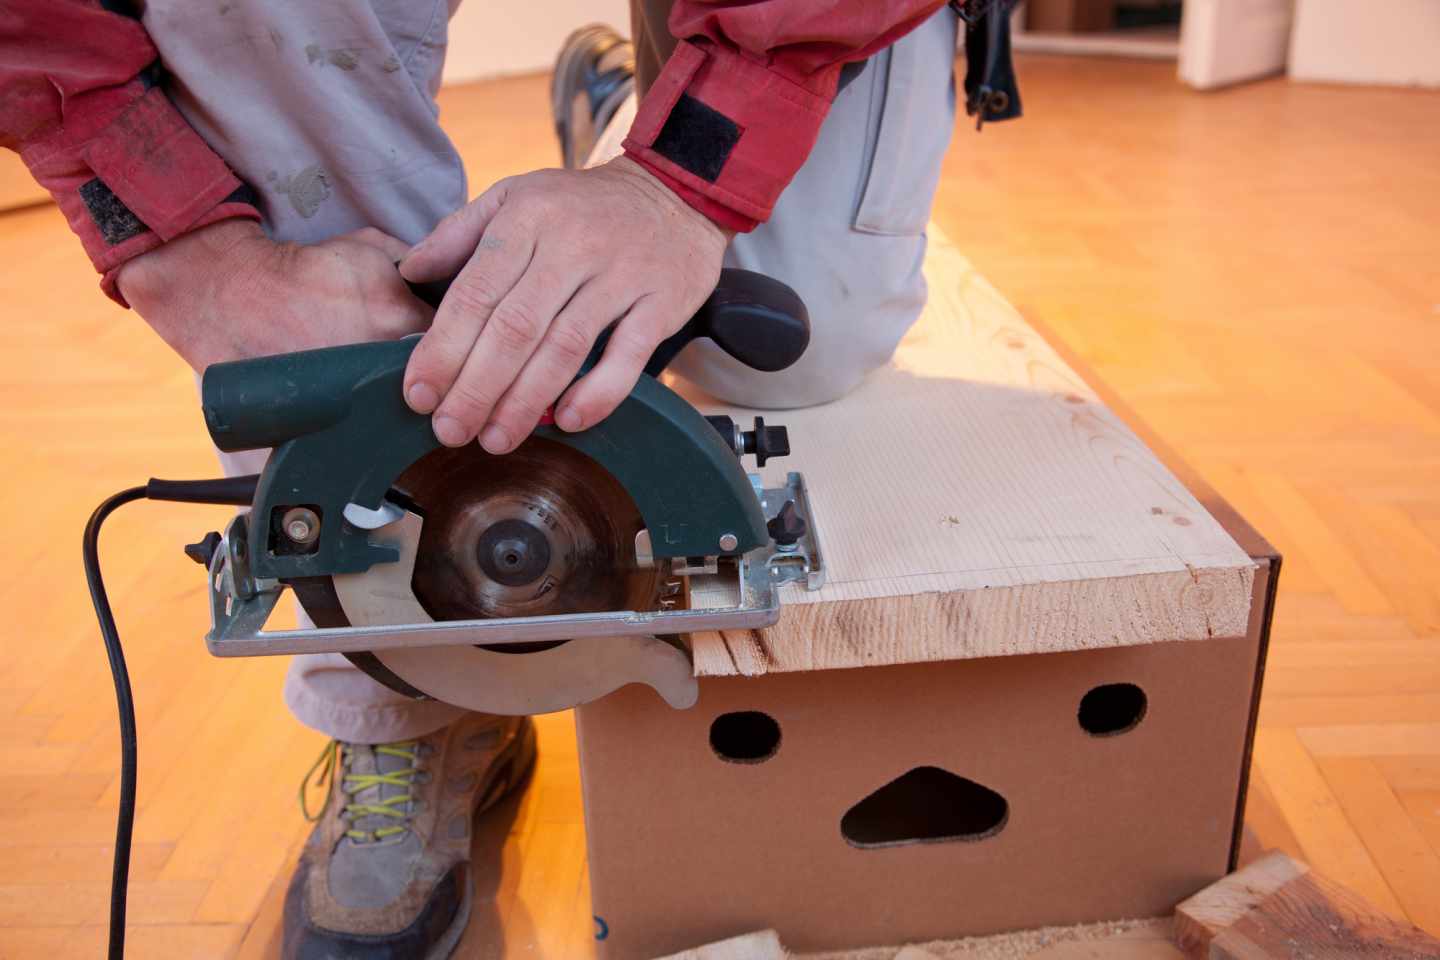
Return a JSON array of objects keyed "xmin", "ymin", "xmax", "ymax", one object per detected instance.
[{"xmin": 201, "ymin": 337, "xmax": 768, "ymax": 581}]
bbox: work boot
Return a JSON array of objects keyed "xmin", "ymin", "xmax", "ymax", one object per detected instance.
[
  {"xmin": 551, "ymin": 24, "xmax": 635, "ymax": 170},
  {"xmin": 283, "ymin": 714, "xmax": 536, "ymax": 960}
]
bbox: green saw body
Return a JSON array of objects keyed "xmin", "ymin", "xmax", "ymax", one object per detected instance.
[{"xmin": 202, "ymin": 337, "xmax": 768, "ymax": 580}]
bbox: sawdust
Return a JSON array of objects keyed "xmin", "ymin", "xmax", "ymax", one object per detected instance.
[{"xmin": 795, "ymin": 918, "xmax": 1168, "ymax": 960}]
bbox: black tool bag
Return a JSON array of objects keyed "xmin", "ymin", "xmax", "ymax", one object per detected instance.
[{"xmin": 954, "ymin": 0, "xmax": 1024, "ymax": 130}]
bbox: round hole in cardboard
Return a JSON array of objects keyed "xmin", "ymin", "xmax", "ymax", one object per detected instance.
[
  {"xmin": 709, "ymin": 711, "xmax": 781, "ymax": 763},
  {"xmin": 1078, "ymin": 682, "xmax": 1148, "ymax": 736}
]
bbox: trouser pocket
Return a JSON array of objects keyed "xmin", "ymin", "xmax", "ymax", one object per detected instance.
[{"xmin": 853, "ymin": 6, "xmax": 961, "ymax": 236}]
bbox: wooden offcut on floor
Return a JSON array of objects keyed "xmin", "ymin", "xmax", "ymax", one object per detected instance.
[
  {"xmin": 1174, "ymin": 852, "xmax": 1440, "ymax": 959},
  {"xmin": 1, "ymin": 55, "xmax": 1437, "ymax": 957}
]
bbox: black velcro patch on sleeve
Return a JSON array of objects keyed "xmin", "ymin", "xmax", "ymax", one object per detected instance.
[
  {"xmin": 652, "ymin": 94, "xmax": 740, "ymax": 183},
  {"xmin": 223, "ymin": 182, "xmax": 260, "ymax": 207},
  {"xmin": 79, "ymin": 178, "xmax": 150, "ymax": 246}
]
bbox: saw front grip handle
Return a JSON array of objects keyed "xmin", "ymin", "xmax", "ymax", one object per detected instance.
[
  {"xmin": 403, "ymin": 267, "xmax": 810, "ymax": 376},
  {"xmin": 640, "ymin": 268, "xmax": 810, "ymax": 376}
]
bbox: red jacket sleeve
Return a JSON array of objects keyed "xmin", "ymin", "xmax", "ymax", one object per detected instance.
[
  {"xmin": 623, "ymin": 0, "xmax": 947, "ymax": 232},
  {"xmin": 0, "ymin": 0, "xmax": 259, "ymax": 304}
]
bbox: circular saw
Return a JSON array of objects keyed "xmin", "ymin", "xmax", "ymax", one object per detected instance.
[{"xmin": 194, "ymin": 269, "xmax": 825, "ymax": 715}]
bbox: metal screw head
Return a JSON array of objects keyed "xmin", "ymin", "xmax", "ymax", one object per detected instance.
[
  {"xmin": 282, "ymin": 507, "xmax": 320, "ymax": 545},
  {"xmin": 718, "ymin": 532, "xmax": 739, "ymax": 552}
]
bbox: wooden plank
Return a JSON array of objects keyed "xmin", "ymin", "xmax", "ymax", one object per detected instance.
[
  {"xmin": 1380, "ymin": 757, "xmax": 1440, "ymax": 793},
  {"xmin": 1299, "ymin": 724, "xmax": 1440, "ymax": 758},
  {"xmin": 1259, "ymin": 693, "xmax": 1440, "ymax": 727},
  {"xmin": 1240, "ymin": 771, "xmax": 1304, "ymax": 866},
  {"xmin": 798, "ymin": 919, "xmax": 1179, "ymax": 960},
  {"xmin": 0, "ymin": 879, "xmax": 212, "ymax": 927},
  {"xmin": 1395, "ymin": 792, "xmax": 1440, "ymax": 862},
  {"xmin": 686, "ymin": 231, "xmax": 1255, "ymax": 677},
  {"xmin": 1316, "ymin": 758, "xmax": 1440, "ymax": 934},
  {"xmin": 1173, "ymin": 852, "xmax": 1309, "ymax": 949},
  {"xmin": 1173, "ymin": 852, "xmax": 1440, "ymax": 959},
  {"xmin": 1244, "ymin": 471, "xmax": 1393, "ymax": 616},
  {"xmin": 2, "ymin": 924, "xmax": 246, "ymax": 960},
  {"xmin": 1301, "ymin": 489, "xmax": 1440, "ymax": 636},
  {"xmin": 650, "ymin": 923, "xmax": 1186, "ymax": 960},
  {"xmin": 656, "ymin": 930, "xmax": 786, "ymax": 960},
  {"xmin": 1249, "ymin": 728, "xmax": 1403, "ymax": 915}
]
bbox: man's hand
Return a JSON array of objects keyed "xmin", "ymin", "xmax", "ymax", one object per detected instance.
[
  {"xmin": 399, "ymin": 156, "xmax": 729, "ymax": 454},
  {"xmin": 116, "ymin": 219, "xmax": 432, "ymax": 371}
]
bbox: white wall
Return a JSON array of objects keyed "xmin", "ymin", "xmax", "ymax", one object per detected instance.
[
  {"xmin": 443, "ymin": 0, "xmax": 632, "ymax": 84},
  {"xmin": 1290, "ymin": 0, "xmax": 1440, "ymax": 88},
  {"xmin": 1179, "ymin": 0, "xmax": 1295, "ymax": 90}
]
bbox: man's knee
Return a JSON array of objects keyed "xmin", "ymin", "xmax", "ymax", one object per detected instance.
[{"xmin": 672, "ymin": 240, "xmax": 929, "ymax": 410}]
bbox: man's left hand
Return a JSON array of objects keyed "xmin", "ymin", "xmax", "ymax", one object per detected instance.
[{"xmin": 399, "ymin": 156, "xmax": 730, "ymax": 453}]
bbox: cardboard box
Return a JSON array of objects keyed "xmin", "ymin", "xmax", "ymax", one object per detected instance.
[
  {"xmin": 576, "ymin": 555, "xmax": 1273, "ymax": 959},
  {"xmin": 572, "ymin": 241, "xmax": 1278, "ymax": 958}
]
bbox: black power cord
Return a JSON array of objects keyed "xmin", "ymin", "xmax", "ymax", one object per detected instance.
[{"xmin": 84, "ymin": 476, "xmax": 259, "ymax": 960}]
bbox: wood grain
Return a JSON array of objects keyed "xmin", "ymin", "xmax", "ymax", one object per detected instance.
[
  {"xmin": 799, "ymin": 919, "xmax": 1181, "ymax": 960},
  {"xmin": 1172, "ymin": 852, "xmax": 1309, "ymax": 949},
  {"xmin": 1174, "ymin": 852, "xmax": 1440, "ymax": 959},
  {"xmin": 656, "ymin": 930, "xmax": 786, "ymax": 960},
  {"xmin": 687, "ymin": 229, "xmax": 1255, "ymax": 677}
]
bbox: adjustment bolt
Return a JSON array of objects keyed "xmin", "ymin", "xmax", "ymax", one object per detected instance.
[
  {"xmin": 184, "ymin": 531, "xmax": 224, "ymax": 567},
  {"xmin": 742, "ymin": 417, "xmax": 790, "ymax": 467},
  {"xmin": 767, "ymin": 500, "xmax": 807, "ymax": 549},
  {"xmin": 718, "ymin": 532, "xmax": 739, "ymax": 552},
  {"xmin": 282, "ymin": 507, "xmax": 321, "ymax": 545}
]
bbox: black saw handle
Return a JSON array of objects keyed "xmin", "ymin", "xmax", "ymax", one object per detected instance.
[{"xmin": 403, "ymin": 267, "xmax": 810, "ymax": 376}]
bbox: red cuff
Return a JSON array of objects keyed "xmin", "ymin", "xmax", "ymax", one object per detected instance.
[
  {"xmin": 623, "ymin": 40, "xmax": 836, "ymax": 228},
  {"xmin": 626, "ymin": 153, "xmax": 758, "ymax": 233},
  {"xmin": 19, "ymin": 82, "xmax": 258, "ymax": 305},
  {"xmin": 99, "ymin": 201, "xmax": 262, "ymax": 307}
]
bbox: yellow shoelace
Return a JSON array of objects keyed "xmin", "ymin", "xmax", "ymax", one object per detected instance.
[{"xmin": 300, "ymin": 739, "xmax": 423, "ymax": 843}]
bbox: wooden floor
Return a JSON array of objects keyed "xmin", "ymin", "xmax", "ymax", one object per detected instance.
[{"xmin": 1, "ymin": 55, "xmax": 1437, "ymax": 957}]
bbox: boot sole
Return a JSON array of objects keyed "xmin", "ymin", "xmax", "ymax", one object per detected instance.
[{"xmin": 427, "ymin": 717, "xmax": 539, "ymax": 960}]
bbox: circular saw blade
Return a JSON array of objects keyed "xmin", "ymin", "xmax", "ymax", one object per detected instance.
[
  {"xmin": 399, "ymin": 438, "xmax": 664, "ymax": 623},
  {"xmin": 290, "ymin": 437, "xmax": 668, "ymax": 704}
]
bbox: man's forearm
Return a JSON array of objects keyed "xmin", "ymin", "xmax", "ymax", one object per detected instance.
[
  {"xmin": 0, "ymin": 0, "xmax": 260, "ymax": 304},
  {"xmin": 115, "ymin": 219, "xmax": 269, "ymax": 359}
]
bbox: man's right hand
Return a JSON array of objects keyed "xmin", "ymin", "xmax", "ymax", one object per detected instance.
[{"xmin": 116, "ymin": 219, "xmax": 433, "ymax": 372}]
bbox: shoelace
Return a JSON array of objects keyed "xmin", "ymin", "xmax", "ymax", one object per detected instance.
[{"xmin": 300, "ymin": 739, "xmax": 424, "ymax": 843}]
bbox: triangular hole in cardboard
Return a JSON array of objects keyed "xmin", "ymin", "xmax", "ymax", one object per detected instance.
[{"xmin": 841, "ymin": 766, "xmax": 1008, "ymax": 849}]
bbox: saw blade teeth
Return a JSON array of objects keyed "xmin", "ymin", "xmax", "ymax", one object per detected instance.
[{"xmin": 389, "ymin": 438, "xmax": 667, "ymax": 623}]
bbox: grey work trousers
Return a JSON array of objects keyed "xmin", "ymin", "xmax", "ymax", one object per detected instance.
[{"xmin": 147, "ymin": 0, "xmax": 960, "ymax": 742}]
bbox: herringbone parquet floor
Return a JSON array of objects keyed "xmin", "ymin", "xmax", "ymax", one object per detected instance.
[{"xmin": 0, "ymin": 55, "xmax": 1436, "ymax": 957}]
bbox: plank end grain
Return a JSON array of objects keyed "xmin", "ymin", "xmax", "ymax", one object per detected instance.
[{"xmin": 1173, "ymin": 852, "xmax": 1440, "ymax": 959}]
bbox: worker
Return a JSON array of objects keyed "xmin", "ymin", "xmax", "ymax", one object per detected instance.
[{"xmin": 1, "ymin": 1, "xmax": 1017, "ymax": 955}]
